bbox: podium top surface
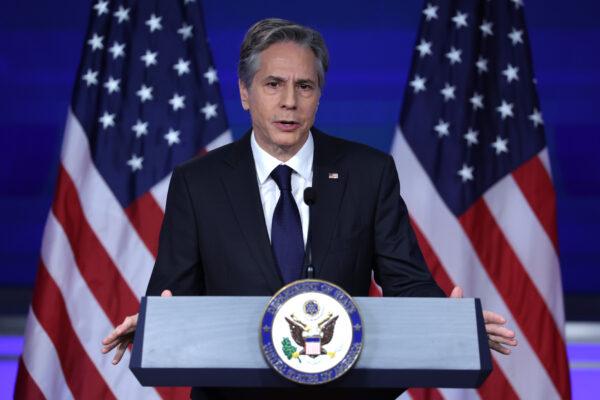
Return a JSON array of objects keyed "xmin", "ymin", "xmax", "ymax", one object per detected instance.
[{"xmin": 139, "ymin": 296, "xmax": 483, "ymax": 371}]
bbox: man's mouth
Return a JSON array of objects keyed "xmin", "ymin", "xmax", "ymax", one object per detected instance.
[{"xmin": 273, "ymin": 120, "xmax": 300, "ymax": 131}]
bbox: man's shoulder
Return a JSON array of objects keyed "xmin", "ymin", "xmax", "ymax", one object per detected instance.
[
  {"xmin": 313, "ymin": 128, "xmax": 392, "ymax": 166},
  {"xmin": 174, "ymin": 139, "xmax": 239, "ymax": 177}
]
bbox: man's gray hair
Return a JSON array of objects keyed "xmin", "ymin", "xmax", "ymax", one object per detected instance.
[{"xmin": 238, "ymin": 18, "xmax": 329, "ymax": 89}]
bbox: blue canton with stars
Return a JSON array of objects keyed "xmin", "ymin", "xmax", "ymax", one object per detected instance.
[
  {"xmin": 400, "ymin": 0, "xmax": 546, "ymax": 216},
  {"xmin": 71, "ymin": 0, "xmax": 228, "ymax": 208}
]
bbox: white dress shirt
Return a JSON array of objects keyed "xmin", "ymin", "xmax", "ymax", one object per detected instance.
[{"xmin": 250, "ymin": 132, "xmax": 314, "ymax": 246}]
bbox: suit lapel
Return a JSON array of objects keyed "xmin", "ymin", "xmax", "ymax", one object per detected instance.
[
  {"xmin": 310, "ymin": 130, "xmax": 348, "ymax": 275},
  {"xmin": 221, "ymin": 133, "xmax": 283, "ymax": 292}
]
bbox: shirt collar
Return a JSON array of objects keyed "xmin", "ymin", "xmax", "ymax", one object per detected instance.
[{"xmin": 251, "ymin": 131, "xmax": 314, "ymax": 184}]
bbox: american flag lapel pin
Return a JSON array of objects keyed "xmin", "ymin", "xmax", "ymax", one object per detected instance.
[{"xmin": 328, "ymin": 172, "xmax": 339, "ymax": 180}]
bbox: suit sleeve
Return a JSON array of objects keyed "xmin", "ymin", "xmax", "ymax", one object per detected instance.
[
  {"xmin": 373, "ymin": 155, "xmax": 445, "ymax": 298},
  {"xmin": 146, "ymin": 167, "xmax": 205, "ymax": 296}
]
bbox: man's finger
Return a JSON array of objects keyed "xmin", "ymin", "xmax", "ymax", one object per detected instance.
[
  {"xmin": 101, "ymin": 340, "xmax": 121, "ymax": 354},
  {"xmin": 102, "ymin": 330, "xmax": 134, "ymax": 353},
  {"xmin": 488, "ymin": 334, "xmax": 518, "ymax": 346},
  {"xmin": 485, "ymin": 324, "xmax": 515, "ymax": 339},
  {"xmin": 108, "ymin": 314, "xmax": 139, "ymax": 339},
  {"xmin": 102, "ymin": 330, "xmax": 121, "ymax": 346},
  {"xmin": 449, "ymin": 286, "xmax": 463, "ymax": 298},
  {"xmin": 112, "ymin": 341, "xmax": 129, "ymax": 365},
  {"xmin": 489, "ymin": 340, "xmax": 511, "ymax": 355},
  {"xmin": 483, "ymin": 310, "xmax": 506, "ymax": 324},
  {"xmin": 102, "ymin": 327, "xmax": 124, "ymax": 345}
]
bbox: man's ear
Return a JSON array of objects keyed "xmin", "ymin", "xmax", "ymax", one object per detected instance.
[{"xmin": 238, "ymin": 79, "xmax": 250, "ymax": 111}]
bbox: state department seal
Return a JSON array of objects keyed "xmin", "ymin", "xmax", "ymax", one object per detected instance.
[{"xmin": 260, "ymin": 279, "xmax": 363, "ymax": 385}]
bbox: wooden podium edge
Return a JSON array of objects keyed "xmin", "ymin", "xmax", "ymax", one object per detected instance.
[
  {"xmin": 129, "ymin": 296, "xmax": 147, "ymax": 374},
  {"xmin": 128, "ymin": 366, "xmax": 490, "ymax": 388},
  {"xmin": 474, "ymin": 298, "xmax": 493, "ymax": 386}
]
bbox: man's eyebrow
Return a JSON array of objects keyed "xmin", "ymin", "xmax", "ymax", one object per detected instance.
[
  {"xmin": 296, "ymin": 79, "xmax": 316, "ymax": 86},
  {"xmin": 263, "ymin": 75, "xmax": 286, "ymax": 82},
  {"xmin": 262, "ymin": 76, "xmax": 316, "ymax": 85}
]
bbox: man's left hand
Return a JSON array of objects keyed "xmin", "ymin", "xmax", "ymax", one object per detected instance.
[{"xmin": 450, "ymin": 286, "xmax": 517, "ymax": 355}]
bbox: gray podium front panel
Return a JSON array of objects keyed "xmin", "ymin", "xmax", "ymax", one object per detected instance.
[{"xmin": 130, "ymin": 296, "xmax": 491, "ymax": 388}]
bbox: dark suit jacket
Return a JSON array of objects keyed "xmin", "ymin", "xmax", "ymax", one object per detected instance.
[{"xmin": 146, "ymin": 128, "xmax": 444, "ymax": 399}]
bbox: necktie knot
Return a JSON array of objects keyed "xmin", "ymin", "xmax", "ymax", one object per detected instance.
[{"xmin": 270, "ymin": 165, "xmax": 293, "ymax": 192}]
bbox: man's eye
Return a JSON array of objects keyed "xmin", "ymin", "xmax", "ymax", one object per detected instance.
[
  {"xmin": 266, "ymin": 81, "xmax": 279, "ymax": 88},
  {"xmin": 298, "ymin": 84, "xmax": 313, "ymax": 90}
]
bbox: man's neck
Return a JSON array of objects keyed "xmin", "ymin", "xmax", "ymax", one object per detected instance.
[{"xmin": 250, "ymin": 131, "xmax": 314, "ymax": 185}]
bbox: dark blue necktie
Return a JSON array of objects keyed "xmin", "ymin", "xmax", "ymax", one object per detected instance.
[{"xmin": 270, "ymin": 165, "xmax": 304, "ymax": 284}]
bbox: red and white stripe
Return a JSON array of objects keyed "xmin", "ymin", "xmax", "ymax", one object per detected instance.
[
  {"xmin": 390, "ymin": 127, "xmax": 570, "ymax": 400},
  {"xmin": 15, "ymin": 110, "xmax": 232, "ymax": 399}
]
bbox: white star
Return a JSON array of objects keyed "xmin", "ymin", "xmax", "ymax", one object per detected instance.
[
  {"xmin": 99, "ymin": 111, "xmax": 115, "ymax": 129},
  {"xmin": 502, "ymin": 64, "xmax": 519, "ymax": 83},
  {"xmin": 491, "ymin": 136, "xmax": 509, "ymax": 155},
  {"xmin": 141, "ymin": 50, "xmax": 158, "ymax": 67},
  {"xmin": 103, "ymin": 76, "xmax": 120, "ymax": 94},
  {"xmin": 201, "ymin": 102, "xmax": 218, "ymax": 120},
  {"xmin": 169, "ymin": 93, "xmax": 186, "ymax": 111},
  {"xmin": 464, "ymin": 128, "xmax": 479, "ymax": 146},
  {"xmin": 434, "ymin": 119, "xmax": 450, "ymax": 137},
  {"xmin": 508, "ymin": 28, "xmax": 524, "ymax": 46},
  {"xmin": 164, "ymin": 128, "xmax": 181, "ymax": 146},
  {"xmin": 177, "ymin": 23, "xmax": 193, "ymax": 40},
  {"xmin": 496, "ymin": 100, "xmax": 514, "ymax": 120},
  {"xmin": 446, "ymin": 47, "xmax": 462, "ymax": 65},
  {"xmin": 423, "ymin": 3, "xmax": 438, "ymax": 21},
  {"xmin": 458, "ymin": 164, "xmax": 474, "ymax": 182},
  {"xmin": 93, "ymin": 0, "xmax": 109, "ymax": 16},
  {"xmin": 173, "ymin": 58, "xmax": 190, "ymax": 76},
  {"xmin": 470, "ymin": 92, "xmax": 484, "ymax": 110},
  {"xmin": 87, "ymin": 33, "xmax": 104, "ymax": 51},
  {"xmin": 114, "ymin": 6, "xmax": 130, "ymax": 23},
  {"xmin": 136, "ymin": 84, "xmax": 153, "ymax": 102},
  {"xmin": 529, "ymin": 108, "xmax": 544, "ymax": 127},
  {"xmin": 440, "ymin": 83, "xmax": 456, "ymax": 101},
  {"xmin": 132, "ymin": 120, "xmax": 149, "ymax": 138},
  {"xmin": 409, "ymin": 75, "xmax": 427, "ymax": 93},
  {"xmin": 476, "ymin": 56, "xmax": 489, "ymax": 73},
  {"xmin": 480, "ymin": 20, "xmax": 493, "ymax": 36},
  {"xmin": 511, "ymin": 0, "xmax": 524, "ymax": 9},
  {"xmin": 127, "ymin": 154, "xmax": 143, "ymax": 171},
  {"xmin": 452, "ymin": 11, "xmax": 468, "ymax": 29},
  {"xmin": 416, "ymin": 39, "xmax": 432, "ymax": 57},
  {"xmin": 146, "ymin": 14, "xmax": 163, "ymax": 32},
  {"xmin": 203, "ymin": 66, "xmax": 219, "ymax": 84},
  {"xmin": 108, "ymin": 41, "xmax": 125, "ymax": 59},
  {"xmin": 82, "ymin": 69, "xmax": 98, "ymax": 86}
]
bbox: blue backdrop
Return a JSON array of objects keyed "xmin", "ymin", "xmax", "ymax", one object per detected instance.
[{"xmin": 1, "ymin": 0, "xmax": 598, "ymax": 293}]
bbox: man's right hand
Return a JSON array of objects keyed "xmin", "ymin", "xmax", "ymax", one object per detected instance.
[{"xmin": 101, "ymin": 289, "xmax": 172, "ymax": 365}]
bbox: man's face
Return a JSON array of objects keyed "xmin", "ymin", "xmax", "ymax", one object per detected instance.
[{"xmin": 239, "ymin": 41, "xmax": 321, "ymax": 160}]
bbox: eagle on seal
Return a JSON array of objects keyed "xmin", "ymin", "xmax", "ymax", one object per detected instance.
[{"xmin": 285, "ymin": 313, "xmax": 339, "ymax": 357}]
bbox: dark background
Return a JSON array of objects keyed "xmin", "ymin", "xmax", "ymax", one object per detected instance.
[{"xmin": 1, "ymin": 1, "xmax": 598, "ymax": 315}]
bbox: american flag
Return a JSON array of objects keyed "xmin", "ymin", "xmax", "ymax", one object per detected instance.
[
  {"xmin": 390, "ymin": 1, "xmax": 570, "ymax": 399},
  {"xmin": 14, "ymin": 0, "xmax": 230, "ymax": 398}
]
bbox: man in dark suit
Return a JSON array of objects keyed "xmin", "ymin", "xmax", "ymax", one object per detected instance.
[
  {"xmin": 145, "ymin": 126, "xmax": 446, "ymax": 298},
  {"xmin": 102, "ymin": 18, "xmax": 516, "ymax": 399}
]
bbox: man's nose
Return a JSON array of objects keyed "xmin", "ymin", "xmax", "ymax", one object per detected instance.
[{"xmin": 280, "ymin": 83, "xmax": 297, "ymax": 109}]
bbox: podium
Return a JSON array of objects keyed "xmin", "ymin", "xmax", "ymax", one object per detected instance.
[{"xmin": 130, "ymin": 296, "xmax": 491, "ymax": 388}]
